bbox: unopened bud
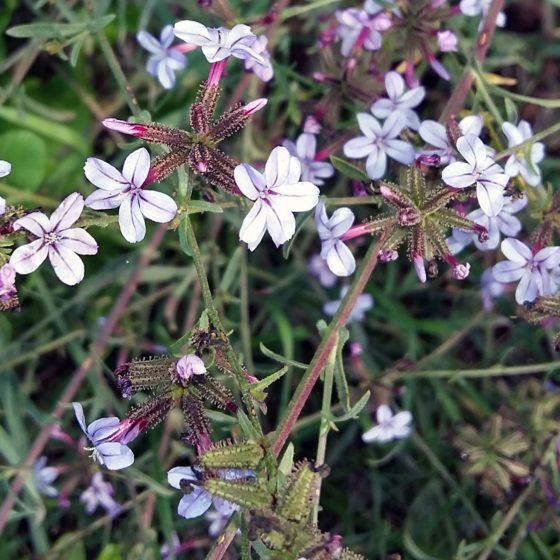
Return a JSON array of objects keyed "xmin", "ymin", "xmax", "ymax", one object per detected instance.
[
  {"xmin": 453, "ymin": 263, "xmax": 471, "ymax": 280},
  {"xmin": 413, "ymin": 255, "xmax": 427, "ymax": 283},
  {"xmin": 175, "ymin": 354, "xmax": 206, "ymax": 386}
]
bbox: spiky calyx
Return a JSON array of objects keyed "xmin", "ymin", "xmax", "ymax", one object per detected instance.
[
  {"xmin": 114, "ymin": 356, "xmax": 177, "ymax": 398},
  {"xmin": 204, "ymin": 476, "xmax": 272, "ymax": 510},
  {"xmin": 199, "ymin": 441, "xmax": 265, "ymax": 471}
]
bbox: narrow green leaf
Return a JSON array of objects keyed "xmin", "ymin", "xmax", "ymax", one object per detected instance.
[
  {"xmin": 259, "ymin": 342, "xmax": 308, "ymax": 370},
  {"xmin": 332, "ymin": 390, "xmax": 370, "ymax": 423},
  {"xmin": 251, "ymin": 366, "xmax": 289, "ymax": 393},
  {"xmin": 333, "ymin": 327, "xmax": 351, "ymax": 412},
  {"xmin": 329, "ymin": 155, "xmax": 370, "ymax": 181},
  {"xmin": 187, "ymin": 199, "xmax": 224, "ymax": 214}
]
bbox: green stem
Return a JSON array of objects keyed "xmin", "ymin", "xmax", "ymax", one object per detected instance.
[
  {"xmin": 240, "ymin": 245, "xmax": 254, "ymax": 373},
  {"xmin": 393, "ymin": 361, "xmax": 560, "ymax": 380},
  {"xmin": 96, "ymin": 32, "xmax": 140, "ymax": 117},
  {"xmin": 312, "ymin": 337, "xmax": 337, "ymax": 525}
]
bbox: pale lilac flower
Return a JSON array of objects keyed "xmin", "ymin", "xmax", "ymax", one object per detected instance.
[
  {"xmin": 282, "ymin": 133, "xmax": 334, "ymax": 186},
  {"xmin": 206, "ymin": 509, "xmax": 232, "ymax": 537},
  {"xmin": 442, "ymin": 135, "xmax": 509, "ymax": 216},
  {"xmin": 236, "ymin": 146, "xmax": 320, "ymax": 251},
  {"xmin": 33, "ymin": 456, "xmax": 59, "ymax": 497},
  {"xmin": 0, "ymin": 160, "xmax": 10, "ymax": 178},
  {"xmin": 362, "ymin": 404, "xmax": 412, "ymax": 443},
  {"xmin": 437, "ymin": 30, "xmax": 458, "ymax": 52},
  {"xmin": 167, "ymin": 466, "xmax": 248, "ymax": 520},
  {"xmin": 334, "ymin": 8, "xmax": 391, "ymax": 56},
  {"xmin": 80, "ymin": 472, "xmax": 123, "ymax": 518},
  {"xmin": 10, "ymin": 193, "xmax": 98, "ymax": 286},
  {"xmin": 493, "ymin": 238, "xmax": 560, "ymax": 304},
  {"xmin": 72, "ymin": 402, "xmax": 134, "ymax": 470},
  {"xmin": 160, "ymin": 532, "xmax": 181, "ymax": 559},
  {"xmin": 324, "ymin": 286, "xmax": 374, "ymax": 324},
  {"xmin": 343, "ymin": 112, "xmax": 415, "ymax": 180},
  {"xmin": 481, "ymin": 268, "xmax": 505, "ymax": 311},
  {"xmin": 84, "ymin": 147, "xmax": 177, "ymax": 243},
  {"xmin": 460, "ymin": 0, "xmax": 506, "ymax": 28},
  {"xmin": 502, "ymin": 121, "xmax": 545, "ymax": 187},
  {"xmin": 176, "ymin": 354, "xmax": 206, "ymax": 383},
  {"xmin": 0, "ymin": 264, "xmax": 17, "ymax": 303},
  {"xmin": 137, "ymin": 25, "xmax": 187, "ymax": 89},
  {"xmin": 243, "ymin": 35, "xmax": 273, "ymax": 82},
  {"xmin": 371, "ymin": 71, "xmax": 425, "ymax": 130},
  {"xmin": 315, "ymin": 202, "xmax": 356, "ymax": 277},
  {"xmin": 418, "ymin": 115, "xmax": 483, "ymax": 165},
  {"xmin": 448, "ymin": 194, "xmax": 527, "ymax": 253},
  {"xmin": 303, "ymin": 116, "xmax": 321, "ymax": 135},
  {"xmin": 173, "ymin": 20, "xmax": 264, "ymax": 65},
  {"xmin": 309, "ymin": 254, "xmax": 337, "ymax": 288}
]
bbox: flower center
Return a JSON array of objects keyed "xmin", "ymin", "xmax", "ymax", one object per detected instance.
[{"xmin": 43, "ymin": 231, "xmax": 60, "ymax": 245}]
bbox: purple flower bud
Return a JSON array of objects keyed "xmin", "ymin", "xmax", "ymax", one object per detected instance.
[
  {"xmin": 453, "ymin": 263, "xmax": 471, "ymax": 280},
  {"xmin": 176, "ymin": 355, "xmax": 207, "ymax": 384},
  {"xmin": 413, "ymin": 255, "xmax": 427, "ymax": 283}
]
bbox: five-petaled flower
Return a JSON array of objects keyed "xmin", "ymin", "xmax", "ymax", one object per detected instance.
[
  {"xmin": 334, "ymin": 8, "xmax": 391, "ymax": 56},
  {"xmin": 243, "ymin": 35, "xmax": 274, "ymax": 82},
  {"xmin": 137, "ymin": 25, "xmax": 188, "ymax": 89},
  {"xmin": 167, "ymin": 466, "xmax": 247, "ymax": 519},
  {"xmin": 315, "ymin": 201, "xmax": 356, "ymax": 277},
  {"xmin": 72, "ymin": 402, "xmax": 135, "ymax": 470},
  {"xmin": 9, "ymin": 193, "xmax": 98, "ymax": 286},
  {"xmin": 343, "ymin": 112, "xmax": 415, "ymax": 180},
  {"xmin": 460, "ymin": 0, "xmax": 506, "ymax": 28},
  {"xmin": 236, "ymin": 146, "xmax": 320, "ymax": 251},
  {"xmin": 84, "ymin": 147, "xmax": 177, "ymax": 243},
  {"xmin": 442, "ymin": 135, "xmax": 509, "ymax": 216},
  {"xmin": 492, "ymin": 238, "xmax": 560, "ymax": 305},
  {"xmin": 282, "ymin": 133, "xmax": 335, "ymax": 186},
  {"xmin": 80, "ymin": 472, "xmax": 123, "ymax": 518},
  {"xmin": 502, "ymin": 121, "xmax": 545, "ymax": 187},
  {"xmin": 33, "ymin": 456, "xmax": 59, "ymax": 497},
  {"xmin": 362, "ymin": 404, "xmax": 412, "ymax": 443},
  {"xmin": 371, "ymin": 71, "xmax": 425, "ymax": 130},
  {"xmin": 173, "ymin": 20, "xmax": 264, "ymax": 65},
  {"xmin": 324, "ymin": 286, "xmax": 374, "ymax": 324}
]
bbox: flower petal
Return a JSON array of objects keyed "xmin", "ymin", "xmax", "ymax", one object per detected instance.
[
  {"xmin": 119, "ymin": 196, "xmax": 146, "ymax": 243},
  {"xmin": 385, "ymin": 71, "xmax": 404, "ymax": 99},
  {"xmin": 96, "ymin": 442, "xmax": 135, "ymax": 470},
  {"xmin": 177, "ymin": 488, "xmax": 212, "ymax": 519},
  {"xmin": 0, "ymin": 160, "xmax": 11, "ymax": 177},
  {"xmin": 122, "ymin": 148, "xmax": 151, "ymax": 187},
  {"xmin": 85, "ymin": 188, "xmax": 124, "ymax": 210},
  {"xmin": 501, "ymin": 238, "xmax": 532, "ymax": 263},
  {"xmin": 173, "ymin": 20, "xmax": 212, "ymax": 46},
  {"xmin": 265, "ymin": 146, "xmax": 301, "ymax": 188},
  {"xmin": 326, "ymin": 240, "xmax": 356, "ymax": 276},
  {"xmin": 58, "ymin": 228, "xmax": 98, "ymax": 255},
  {"xmin": 456, "ymin": 134, "xmax": 487, "ymax": 169},
  {"xmin": 136, "ymin": 31, "xmax": 162, "ymax": 54},
  {"xmin": 343, "ymin": 136, "xmax": 374, "ymax": 159},
  {"xmin": 419, "ymin": 120, "xmax": 448, "ymax": 149},
  {"xmin": 87, "ymin": 417, "xmax": 120, "ymax": 444},
  {"xmin": 271, "ymin": 181, "xmax": 320, "ymax": 212},
  {"xmin": 376, "ymin": 404, "xmax": 393, "ymax": 424},
  {"xmin": 239, "ymin": 199, "xmax": 267, "ymax": 251},
  {"xmin": 515, "ymin": 269, "xmax": 538, "ymax": 305},
  {"xmin": 72, "ymin": 402, "xmax": 88, "ymax": 435},
  {"xmin": 492, "ymin": 261, "xmax": 525, "ymax": 283},
  {"xmin": 384, "ymin": 139, "xmax": 416, "ymax": 164},
  {"xmin": 266, "ymin": 201, "xmax": 295, "ymax": 247},
  {"xmin": 50, "ymin": 192, "xmax": 84, "ymax": 232},
  {"xmin": 356, "ymin": 113, "xmax": 382, "ymax": 138},
  {"xmin": 442, "ymin": 161, "xmax": 475, "ymax": 189},
  {"xmin": 48, "ymin": 244, "xmax": 85, "ymax": 285},
  {"xmin": 84, "ymin": 158, "xmax": 128, "ymax": 191},
  {"xmin": 365, "ymin": 147, "xmax": 386, "ymax": 180},
  {"xmin": 138, "ymin": 190, "xmax": 177, "ymax": 223},
  {"xmin": 234, "ymin": 164, "xmax": 265, "ymax": 200},
  {"xmin": 295, "ymin": 133, "xmax": 317, "ymax": 161},
  {"xmin": 9, "ymin": 239, "xmax": 48, "ymax": 275},
  {"xmin": 167, "ymin": 466, "xmax": 197, "ymax": 489},
  {"xmin": 476, "ymin": 182, "xmax": 504, "ymax": 217},
  {"xmin": 13, "ymin": 212, "xmax": 51, "ymax": 237}
]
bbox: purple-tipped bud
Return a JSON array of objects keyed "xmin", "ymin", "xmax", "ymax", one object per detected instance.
[
  {"xmin": 176, "ymin": 355, "xmax": 207, "ymax": 385},
  {"xmin": 437, "ymin": 30, "xmax": 458, "ymax": 52},
  {"xmin": 243, "ymin": 98, "xmax": 267, "ymax": 116},
  {"xmin": 475, "ymin": 225, "xmax": 489, "ymax": 243},
  {"xmin": 349, "ymin": 342, "xmax": 362, "ymax": 358},
  {"xmin": 416, "ymin": 153, "xmax": 441, "ymax": 167},
  {"xmin": 453, "ymin": 263, "xmax": 471, "ymax": 280},
  {"xmin": 413, "ymin": 255, "xmax": 427, "ymax": 283},
  {"xmin": 103, "ymin": 118, "xmax": 147, "ymax": 137}
]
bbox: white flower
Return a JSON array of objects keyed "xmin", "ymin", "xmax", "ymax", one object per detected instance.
[
  {"xmin": 80, "ymin": 472, "xmax": 123, "ymax": 518},
  {"xmin": 236, "ymin": 146, "xmax": 320, "ymax": 251},
  {"xmin": 308, "ymin": 254, "xmax": 337, "ymax": 288},
  {"xmin": 334, "ymin": 8, "xmax": 391, "ymax": 56},
  {"xmin": 460, "ymin": 0, "xmax": 506, "ymax": 27},
  {"xmin": 137, "ymin": 25, "xmax": 187, "ymax": 89},
  {"xmin": 371, "ymin": 71, "xmax": 425, "ymax": 130},
  {"xmin": 362, "ymin": 405, "xmax": 412, "ymax": 443},
  {"xmin": 72, "ymin": 402, "xmax": 135, "ymax": 470},
  {"xmin": 437, "ymin": 30, "xmax": 458, "ymax": 52},
  {"xmin": 448, "ymin": 194, "xmax": 527, "ymax": 253},
  {"xmin": 502, "ymin": 121, "xmax": 545, "ymax": 187},
  {"xmin": 493, "ymin": 238, "xmax": 560, "ymax": 305},
  {"xmin": 243, "ymin": 35, "xmax": 274, "ymax": 82},
  {"xmin": 343, "ymin": 112, "xmax": 415, "ymax": 180},
  {"xmin": 173, "ymin": 20, "xmax": 264, "ymax": 65},
  {"xmin": 282, "ymin": 133, "xmax": 334, "ymax": 186},
  {"xmin": 84, "ymin": 147, "xmax": 177, "ymax": 243},
  {"xmin": 324, "ymin": 286, "xmax": 374, "ymax": 324},
  {"xmin": 315, "ymin": 201, "xmax": 356, "ymax": 277},
  {"xmin": 442, "ymin": 135, "xmax": 509, "ymax": 216},
  {"xmin": 418, "ymin": 115, "xmax": 483, "ymax": 165},
  {"xmin": 33, "ymin": 456, "xmax": 59, "ymax": 497},
  {"xmin": 10, "ymin": 193, "xmax": 98, "ymax": 286}
]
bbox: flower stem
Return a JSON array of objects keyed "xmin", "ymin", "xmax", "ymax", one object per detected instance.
[
  {"xmin": 272, "ymin": 235, "xmax": 385, "ymax": 456},
  {"xmin": 312, "ymin": 336, "xmax": 337, "ymax": 525}
]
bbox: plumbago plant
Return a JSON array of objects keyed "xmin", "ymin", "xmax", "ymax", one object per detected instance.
[{"xmin": 2, "ymin": 1, "xmax": 560, "ymax": 559}]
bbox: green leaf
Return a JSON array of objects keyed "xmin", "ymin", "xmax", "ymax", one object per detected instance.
[
  {"xmin": 251, "ymin": 366, "xmax": 289, "ymax": 393},
  {"xmin": 333, "ymin": 327, "xmax": 351, "ymax": 412},
  {"xmin": 179, "ymin": 217, "xmax": 192, "ymax": 256},
  {"xmin": 329, "ymin": 155, "xmax": 370, "ymax": 181},
  {"xmin": 6, "ymin": 15, "xmax": 115, "ymax": 39},
  {"xmin": 97, "ymin": 544, "xmax": 122, "ymax": 560},
  {"xmin": 0, "ymin": 131, "xmax": 47, "ymax": 191},
  {"xmin": 259, "ymin": 342, "xmax": 308, "ymax": 370},
  {"xmin": 237, "ymin": 409, "xmax": 261, "ymax": 440},
  {"xmin": 332, "ymin": 390, "xmax": 370, "ymax": 423},
  {"xmin": 504, "ymin": 98, "xmax": 518, "ymax": 124},
  {"xmin": 127, "ymin": 468, "xmax": 174, "ymax": 497},
  {"xmin": 186, "ymin": 199, "xmax": 224, "ymax": 214}
]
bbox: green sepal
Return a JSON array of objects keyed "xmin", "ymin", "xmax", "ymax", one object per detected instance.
[
  {"xmin": 199, "ymin": 441, "xmax": 265, "ymax": 470},
  {"xmin": 204, "ymin": 477, "xmax": 272, "ymax": 509}
]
